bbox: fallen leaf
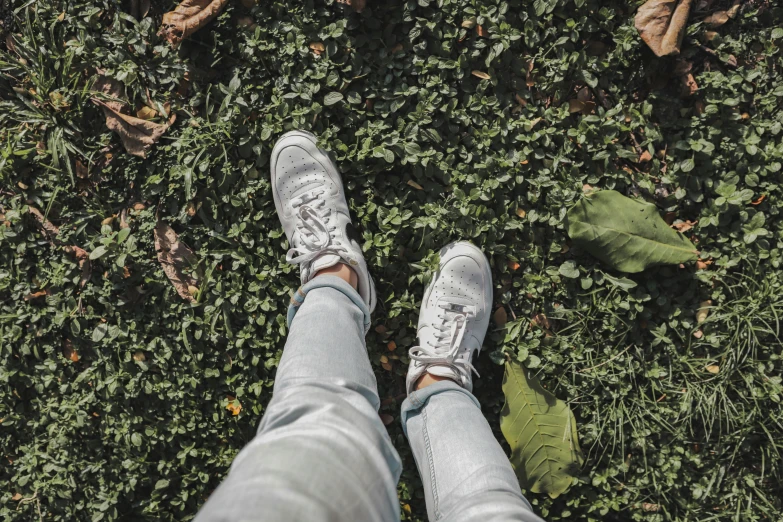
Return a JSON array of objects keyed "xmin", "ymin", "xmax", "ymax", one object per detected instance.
[
  {"xmin": 635, "ymin": 0, "xmax": 694, "ymax": 57},
  {"xmin": 531, "ymin": 313, "xmax": 551, "ymax": 330},
  {"xmin": 28, "ymin": 207, "xmax": 60, "ymax": 242},
  {"xmin": 379, "ymin": 413, "xmax": 394, "ymax": 425},
  {"xmin": 381, "ymin": 362, "xmax": 393, "ymax": 371},
  {"xmin": 92, "ymin": 75, "xmax": 175, "ymax": 158},
  {"xmin": 159, "ymin": 0, "xmax": 230, "ymax": 46},
  {"xmin": 696, "ymin": 300, "xmax": 711, "ymax": 323},
  {"xmin": 154, "ymin": 221, "xmax": 202, "ymax": 302},
  {"xmin": 380, "ymin": 355, "xmax": 389, "ymax": 364},
  {"xmin": 309, "ymin": 42, "xmax": 325, "ymax": 55},
  {"xmin": 695, "ymin": 259, "xmax": 710, "ymax": 270},
  {"xmin": 751, "ymin": 194, "xmax": 765, "ymax": 205},
  {"xmin": 132, "ymin": 202, "xmax": 147, "ymax": 210},
  {"xmin": 703, "ymin": 0, "xmax": 740, "ymax": 27},
  {"xmin": 63, "ymin": 339, "xmax": 79, "ymax": 362},
  {"xmin": 494, "ymin": 306, "xmax": 508, "ymax": 327},
  {"xmin": 516, "ymin": 208, "xmax": 527, "ymax": 218},
  {"xmin": 508, "ymin": 260, "xmax": 520, "ymax": 271},
  {"xmin": 407, "ymin": 179, "xmax": 424, "ymax": 190},
  {"xmin": 639, "ymin": 150, "xmax": 653, "ymax": 162},
  {"xmin": 75, "ymin": 159, "xmax": 89, "ymax": 179},
  {"xmin": 642, "ymin": 503, "xmax": 661, "ymax": 512},
  {"xmin": 680, "ymin": 73, "xmax": 699, "ymax": 97},
  {"xmin": 226, "ymin": 396, "xmax": 242, "ymax": 416},
  {"xmin": 375, "ymin": 324, "xmax": 387, "ymax": 334},
  {"xmin": 136, "ymin": 106, "xmax": 157, "ymax": 120},
  {"xmin": 693, "ymin": 329, "xmax": 703, "ymax": 339},
  {"xmin": 24, "ymin": 290, "xmax": 47, "ymax": 301},
  {"xmin": 387, "ymin": 341, "xmax": 397, "ymax": 351},
  {"xmin": 672, "ymin": 220, "xmax": 697, "ymax": 233},
  {"xmin": 63, "ymin": 245, "xmax": 91, "ymax": 288},
  {"xmin": 335, "ymin": 0, "xmax": 366, "ymax": 12},
  {"xmin": 568, "ymin": 99, "xmax": 596, "ymax": 115},
  {"xmin": 471, "ymin": 70, "xmax": 490, "ymax": 80},
  {"xmin": 705, "ymin": 364, "xmax": 719, "ymax": 374},
  {"xmin": 12, "ymin": 493, "xmax": 22, "ymax": 501},
  {"xmin": 476, "ymin": 25, "xmax": 488, "ymax": 37},
  {"xmin": 525, "ymin": 61, "xmax": 535, "ymax": 87},
  {"xmin": 461, "ymin": 18, "xmax": 476, "ymax": 29},
  {"xmin": 133, "ymin": 351, "xmax": 146, "ymax": 362},
  {"xmin": 101, "ymin": 215, "xmax": 115, "ymax": 226}
]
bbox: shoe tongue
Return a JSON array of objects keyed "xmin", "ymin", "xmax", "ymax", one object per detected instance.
[{"xmin": 311, "ymin": 253, "xmax": 342, "ymax": 274}]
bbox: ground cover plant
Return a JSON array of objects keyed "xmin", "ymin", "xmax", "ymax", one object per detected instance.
[{"xmin": 1, "ymin": 0, "xmax": 782, "ymax": 520}]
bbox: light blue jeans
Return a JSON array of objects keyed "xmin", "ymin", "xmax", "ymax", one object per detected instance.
[{"xmin": 195, "ymin": 276, "xmax": 542, "ymax": 522}]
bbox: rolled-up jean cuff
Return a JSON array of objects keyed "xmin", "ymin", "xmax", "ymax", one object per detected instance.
[
  {"xmin": 399, "ymin": 380, "xmax": 481, "ymax": 437},
  {"xmin": 286, "ymin": 275, "xmax": 372, "ymax": 334}
]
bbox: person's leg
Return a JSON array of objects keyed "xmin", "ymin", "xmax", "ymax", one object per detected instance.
[
  {"xmin": 401, "ymin": 242, "xmax": 544, "ymax": 522},
  {"xmin": 195, "ymin": 131, "xmax": 400, "ymax": 522}
]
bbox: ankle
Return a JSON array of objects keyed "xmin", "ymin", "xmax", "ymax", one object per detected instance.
[
  {"xmin": 414, "ymin": 372, "xmax": 457, "ymax": 391},
  {"xmin": 314, "ymin": 262, "xmax": 358, "ymax": 290}
]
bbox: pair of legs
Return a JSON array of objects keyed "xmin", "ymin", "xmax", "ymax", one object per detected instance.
[{"xmin": 194, "ymin": 132, "xmax": 543, "ymax": 521}]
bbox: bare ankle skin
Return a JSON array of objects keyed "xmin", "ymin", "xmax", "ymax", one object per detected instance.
[
  {"xmin": 313, "ymin": 263, "xmax": 358, "ymax": 290},
  {"xmin": 414, "ymin": 373, "xmax": 457, "ymax": 391}
]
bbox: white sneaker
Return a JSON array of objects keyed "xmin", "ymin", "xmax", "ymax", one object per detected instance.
[
  {"xmin": 271, "ymin": 130, "xmax": 376, "ymax": 312},
  {"xmin": 406, "ymin": 241, "xmax": 493, "ymax": 394}
]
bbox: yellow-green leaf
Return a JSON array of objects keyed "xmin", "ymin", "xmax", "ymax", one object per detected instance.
[{"xmin": 500, "ymin": 360, "xmax": 583, "ymax": 498}]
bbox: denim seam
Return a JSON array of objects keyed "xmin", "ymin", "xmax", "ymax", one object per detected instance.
[{"xmin": 421, "ymin": 408, "xmax": 441, "ymax": 520}]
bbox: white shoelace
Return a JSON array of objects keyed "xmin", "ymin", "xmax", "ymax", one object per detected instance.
[
  {"xmin": 285, "ymin": 189, "xmax": 349, "ymax": 271},
  {"xmin": 409, "ymin": 303, "xmax": 480, "ymax": 378}
]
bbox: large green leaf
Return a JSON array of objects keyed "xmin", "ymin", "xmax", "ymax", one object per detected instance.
[
  {"xmin": 500, "ymin": 361, "xmax": 583, "ymax": 498},
  {"xmin": 565, "ymin": 190, "xmax": 698, "ymax": 273}
]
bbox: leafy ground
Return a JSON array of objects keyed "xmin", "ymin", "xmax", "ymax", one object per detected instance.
[{"xmin": 2, "ymin": 0, "xmax": 783, "ymax": 520}]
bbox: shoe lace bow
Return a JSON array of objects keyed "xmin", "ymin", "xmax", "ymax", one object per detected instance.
[
  {"xmin": 409, "ymin": 303, "xmax": 479, "ymax": 378},
  {"xmin": 285, "ymin": 189, "xmax": 349, "ymax": 269}
]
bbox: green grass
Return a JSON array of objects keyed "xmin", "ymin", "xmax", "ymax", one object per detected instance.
[{"xmin": 1, "ymin": 0, "xmax": 782, "ymax": 520}]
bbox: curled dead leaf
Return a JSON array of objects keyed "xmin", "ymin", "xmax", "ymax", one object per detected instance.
[
  {"xmin": 507, "ymin": 260, "xmax": 520, "ymax": 271},
  {"xmin": 639, "ymin": 150, "xmax": 653, "ymax": 163},
  {"xmin": 387, "ymin": 341, "xmax": 397, "ymax": 351},
  {"xmin": 696, "ymin": 300, "xmax": 711, "ymax": 323},
  {"xmin": 476, "ymin": 25, "xmax": 488, "ymax": 37},
  {"xmin": 63, "ymin": 245, "xmax": 91, "ymax": 288},
  {"xmin": 309, "ymin": 42, "xmax": 325, "ymax": 55},
  {"xmin": 494, "ymin": 306, "xmax": 508, "ymax": 327},
  {"xmin": 515, "ymin": 208, "xmax": 526, "ymax": 219},
  {"xmin": 136, "ymin": 106, "xmax": 157, "ymax": 120},
  {"xmin": 92, "ymin": 75, "xmax": 175, "ymax": 158},
  {"xmin": 680, "ymin": 73, "xmax": 699, "ymax": 97},
  {"xmin": 159, "ymin": 0, "xmax": 230, "ymax": 46},
  {"xmin": 705, "ymin": 364, "xmax": 719, "ymax": 374},
  {"xmin": 63, "ymin": 339, "xmax": 79, "ymax": 362},
  {"xmin": 336, "ymin": 0, "xmax": 366, "ymax": 12},
  {"xmin": 471, "ymin": 70, "xmax": 490, "ymax": 80},
  {"xmin": 703, "ymin": 1, "xmax": 740, "ymax": 27},
  {"xmin": 751, "ymin": 194, "xmax": 765, "ymax": 205},
  {"xmin": 24, "ymin": 290, "xmax": 48, "ymax": 302},
  {"xmin": 28, "ymin": 207, "xmax": 60, "ymax": 242},
  {"xmin": 672, "ymin": 220, "xmax": 697, "ymax": 233},
  {"xmin": 154, "ymin": 221, "xmax": 202, "ymax": 302},
  {"xmin": 531, "ymin": 313, "xmax": 551, "ymax": 330},
  {"xmin": 635, "ymin": 0, "xmax": 694, "ymax": 57},
  {"xmin": 407, "ymin": 179, "xmax": 424, "ymax": 190},
  {"xmin": 226, "ymin": 396, "xmax": 242, "ymax": 416}
]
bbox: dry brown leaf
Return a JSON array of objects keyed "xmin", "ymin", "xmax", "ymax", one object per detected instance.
[
  {"xmin": 515, "ymin": 208, "xmax": 526, "ymax": 218},
  {"xmin": 642, "ymin": 503, "xmax": 661, "ymax": 512},
  {"xmin": 639, "ymin": 150, "xmax": 653, "ymax": 162},
  {"xmin": 635, "ymin": 0, "xmax": 694, "ymax": 57},
  {"xmin": 705, "ymin": 364, "xmax": 719, "ymax": 374},
  {"xmin": 136, "ymin": 106, "xmax": 157, "ymax": 120},
  {"xmin": 525, "ymin": 60, "xmax": 535, "ymax": 87},
  {"xmin": 407, "ymin": 179, "xmax": 424, "ymax": 190},
  {"xmin": 11, "ymin": 493, "xmax": 23, "ymax": 501},
  {"xmin": 696, "ymin": 300, "xmax": 711, "ymax": 323},
  {"xmin": 24, "ymin": 290, "xmax": 48, "ymax": 301},
  {"xmin": 309, "ymin": 42, "xmax": 325, "ymax": 55},
  {"xmin": 387, "ymin": 341, "xmax": 397, "ymax": 351},
  {"xmin": 28, "ymin": 207, "xmax": 60, "ymax": 242},
  {"xmin": 461, "ymin": 18, "xmax": 477, "ymax": 29},
  {"xmin": 751, "ymin": 194, "xmax": 766, "ymax": 205},
  {"xmin": 693, "ymin": 329, "xmax": 704, "ymax": 339},
  {"xmin": 226, "ymin": 396, "xmax": 242, "ymax": 416},
  {"xmin": 381, "ymin": 361, "xmax": 393, "ymax": 371},
  {"xmin": 476, "ymin": 25, "xmax": 488, "ymax": 37},
  {"xmin": 531, "ymin": 313, "xmax": 551, "ymax": 330},
  {"xmin": 672, "ymin": 219, "xmax": 697, "ymax": 232},
  {"xmin": 507, "ymin": 260, "xmax": 520, "ymax": 271},
  {"xmin": 92, "ymin": 75, "xmax": 175, "ymax": 158},
  {"xmin": 375, "ymin": 324, "xmax": 387, "ymax": 334},
  {"xmin": 133, "ymin": 350, "xmax": 146, "ymax": 362},
  {"xmin": 471, "ymin": 70, "xmax": 490, "ymax": 80},
  {"xmin": 494, "ymin": 306, "xmax": 508, "ymax": 327},
  {"xmin": 63, "ymin": 245, "xmax": 91, "ymax": 288},
  {"xmin": 63, "ymin": 339, "xmax": 79, "ymax": 362},
  {"xmin": 681, "ymin": 73, "xmax": 699, "ymax": 97},
  {"xmin": 335, "ymin": 0, "xmax": 366, "ymax": 12},
  {"xmin": 159, "ymin": 0, "xmax": 230, "ymax": 45},
  {"xmin": 154, "ymin": 221, "xmax": 202, "ymax": 302},
  {"xmin": 703, "ymin": 0, "xmax": 740, "ymax": 27}
]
